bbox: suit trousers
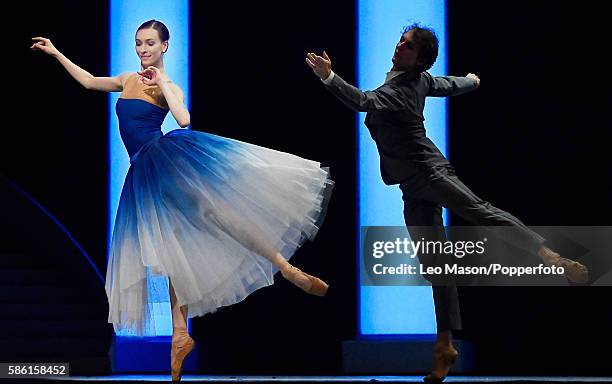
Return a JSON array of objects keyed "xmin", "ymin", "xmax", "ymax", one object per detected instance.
[{"xmin": 399, "ymin": 165, "xmax": 546, "ymax": 331}]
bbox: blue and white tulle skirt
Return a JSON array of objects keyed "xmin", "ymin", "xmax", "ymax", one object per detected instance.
[{"xmin": 104, "ymin": 129, "xmax": 333, "ymax": 335}]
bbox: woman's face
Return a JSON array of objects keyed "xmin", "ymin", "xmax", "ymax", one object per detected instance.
[{"xmin": 135, "ymin": 28, "xmax": 167, "ymax": 67}]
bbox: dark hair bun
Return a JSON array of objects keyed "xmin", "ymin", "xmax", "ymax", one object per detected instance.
[{"xmin": 137, "ymin": 19, "xmax": 170, "ymax": 42}]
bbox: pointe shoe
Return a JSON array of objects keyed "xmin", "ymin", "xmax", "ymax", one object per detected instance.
[
  {"xmin": 423, "ymin": 347, "xmax": 458, "ymax": 383},
  {"xmin": 171, "ymin": 331, "xmax": 195, "ymax": 381},
  {"xmin": 280, "ymin": 265, "xmax": 329, "ymax": 296},
  {"xmin": 540, "ymin": 251, "xmax": 589, "ymax": 284}
]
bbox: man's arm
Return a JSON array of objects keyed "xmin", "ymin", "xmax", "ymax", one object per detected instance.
[
  {"xmin": 323, "ymin": 71, "xmax": 407, "ymax": 112},
  {"xmin": 425, "ymin": 72, "xmax": 480, "ymax": 97},
  {"xmin": 306, "ymin": 52, "xmax": 407, "ymax": 112}
]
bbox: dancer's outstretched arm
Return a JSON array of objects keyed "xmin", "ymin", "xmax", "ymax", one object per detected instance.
[
  {"xmin": 426, "ymin": 72, "xmax": 480, "ymax": 97},
  {"xmin": 306, "ymin": 51, "xmax": 407, "ymax": 112},
  {"xmin": 31, "ymin": 37, "xmax": 130, "ymax": 92}
]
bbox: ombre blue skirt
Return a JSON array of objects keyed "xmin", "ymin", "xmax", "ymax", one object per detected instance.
[{"xmin": 105, "ymin": 129, "xmax": 333, "ymax": 335}]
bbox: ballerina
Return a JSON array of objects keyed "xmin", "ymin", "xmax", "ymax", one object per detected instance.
[{"xmin": 32, "ymin": 19, "xmax": 333, "ymax": 381}]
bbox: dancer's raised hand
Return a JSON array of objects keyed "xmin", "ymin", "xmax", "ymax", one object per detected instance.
[
  {"xmin": 138, "ymin": 66, "xmax": 169, "ymax": 86},
  {"xmin": 30, "ymin": 37, "xmax": 60, "ymax": 57},
  {"xmin": 466, "ymin": 73, "xmax": 480, "ymax": 87},
  {"xmin": 306, "ymin": 51, "xmax": 332, "ymax": 80}
]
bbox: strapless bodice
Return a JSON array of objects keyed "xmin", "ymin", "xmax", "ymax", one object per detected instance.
[
  {"xmin": 116, "ymin": 73, "xmax": 170, "ymax": 159},
  {"xmin": 116, "ymin": 98, "xmax": 169, "ymax": 159}
]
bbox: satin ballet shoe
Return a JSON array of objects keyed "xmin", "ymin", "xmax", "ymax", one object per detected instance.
[
  {"xmin": 171, "ymin": 330, "xmax": 195, "ymax": 382},
  {"xmin": 540, "ymin": 252, "xmax": 589, "ymax": 284},
  {"xmin": 423, "ymin": 347, "xmax": 458, "ymax": 383},
  {"xmin": 280, "ymin": 265, "xmax": 329, "ymax": 296}
]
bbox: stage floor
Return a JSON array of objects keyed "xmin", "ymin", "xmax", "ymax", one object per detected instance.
[{"xmin": 41, "ymin": 375, "xmax": 612, "ymax": 383}]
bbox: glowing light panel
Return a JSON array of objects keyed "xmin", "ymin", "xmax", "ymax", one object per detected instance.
[
  {"xmin": 109, "ymin": 0, "xmax": 189, "ymax": 337},
  {"xmin": 358, "ymin": 0, "xmax": 447, "ymax": 336}
]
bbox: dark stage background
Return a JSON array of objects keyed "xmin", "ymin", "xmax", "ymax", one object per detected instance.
[{"xmin": 4, "ymin": 0, "xmax": 610, "ymax": 376}]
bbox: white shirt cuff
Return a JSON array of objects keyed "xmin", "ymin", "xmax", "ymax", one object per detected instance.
[{"xmin": 321, "ymin": 71, "xmax": 335, "ymax": 85}]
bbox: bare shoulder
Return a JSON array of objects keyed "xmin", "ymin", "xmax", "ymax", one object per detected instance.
[{"xmin": 118, "ymin": 72, "xmax": 137, "ymax": 88}]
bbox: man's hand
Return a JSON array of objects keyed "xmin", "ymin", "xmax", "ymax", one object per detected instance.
[
  {"xmin": 306, "ymin": 51, "xmax": 332, "ymax": 81},
  {"xmin": 466, "ymin": 73, "xmax": 480, "ymax": 87}
]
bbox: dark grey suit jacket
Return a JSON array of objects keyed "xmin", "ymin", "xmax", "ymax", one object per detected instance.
[{"xmin": 324, "ymin": 71, "xmax": 478, "ymax": 185}]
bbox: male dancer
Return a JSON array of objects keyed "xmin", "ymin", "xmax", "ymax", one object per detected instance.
[{"xmin": 306, "ymin": 24, "xmax": 588, "ymax": 383}]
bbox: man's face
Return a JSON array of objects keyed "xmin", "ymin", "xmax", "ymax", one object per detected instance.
[{"xmin": 392, "ymin": 30, "xmax": 422, "ymax": 71}]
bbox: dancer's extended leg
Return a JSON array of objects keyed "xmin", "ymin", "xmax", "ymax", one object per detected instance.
[
  {"xmin": 204, "ymin": 193, "xmax": 329, "ymax": 296},
  {"xmin": 414, "ymin": 167, "xmax": 589, "ymax": 283}
]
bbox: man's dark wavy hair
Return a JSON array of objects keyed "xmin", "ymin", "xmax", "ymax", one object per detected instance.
[{"xmin": 403, "ymin": 23, "xmax": 439, "ymax": 72}]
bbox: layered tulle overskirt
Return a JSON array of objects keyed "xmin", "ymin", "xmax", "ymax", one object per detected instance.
[{"xmin": 105, "ymin": 129, "xmax": 333, "ymax": 335}]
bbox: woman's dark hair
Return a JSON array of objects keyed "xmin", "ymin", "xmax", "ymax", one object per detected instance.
[
  {"xmin": 137, "ymin": 19, "xmax": 170, "ymax": 52},
  {"xmin": 403, "ymin": 23, "xmax": 438, "ymax": 72}
]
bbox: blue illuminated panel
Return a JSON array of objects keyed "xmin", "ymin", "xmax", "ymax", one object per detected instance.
[
  {"xmin": 358, "ymin": 0, "xmax": 447, "ymax": 336},
  {"xmin": 109, "ymin": 0, "xmax": 189, "ymax": 337}
]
